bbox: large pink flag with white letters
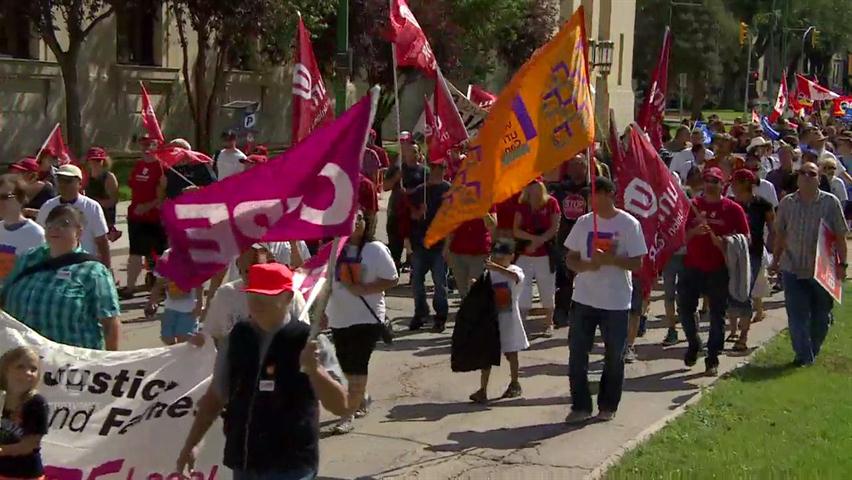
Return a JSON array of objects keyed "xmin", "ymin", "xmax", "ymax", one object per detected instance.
[{"xmin": 158, "ymin": 92, "xmax": 377, "ymax": 290}]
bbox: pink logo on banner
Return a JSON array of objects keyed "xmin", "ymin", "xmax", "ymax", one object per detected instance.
[
  {"xmin": 293, "ymin": 238, "xmax": 348, "ymax": 300},
  {"xmin": 158, "ymin": 95, "xmax": 375, "ymax": 290}
]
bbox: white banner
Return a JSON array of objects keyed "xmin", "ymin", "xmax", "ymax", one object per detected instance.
[
  {"xmin": 414, "ymin": 80, "xmax": 489, "ymax": 139},
  {"xmin": 0, "ymin": 313, "xmax": 227, "ymax": 480}
]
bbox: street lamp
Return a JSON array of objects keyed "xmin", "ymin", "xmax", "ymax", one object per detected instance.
[{"xmin": 588, "ymin": 39, "xmax": 615, "ymax": 75}]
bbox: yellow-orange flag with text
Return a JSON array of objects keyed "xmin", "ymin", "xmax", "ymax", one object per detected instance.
[{"xmin": 425, "ymin": 7, "xmax": 594, "ymax": 247}]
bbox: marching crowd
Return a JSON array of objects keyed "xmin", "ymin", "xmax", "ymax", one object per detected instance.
[{"xmin": 0, "ymin": 114, "xmax": 849, "ymax": 479}]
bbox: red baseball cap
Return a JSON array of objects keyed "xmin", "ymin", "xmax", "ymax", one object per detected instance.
[
  {"xmin": 251, "ymin": 145, "xmax": 269, "ymax": 157},
  {"xmin": 732, "ymin": 168, "xmax": 757, "ymax": 185},
  {"xmin": 702, "ymin": 167, "xmax": 725, "ymax": 182},
  {"xmin": 243, "ymin": 263, "xmax": 294, "ymax": 295},
  {"xmin": 86, "ymin": 147, "xmax": 108, "ymax": 161},
  {"xmin": 244, "ymin": 154, "xmax": 268, "ymax": 165},
  {"xmin": 9, "ymin": 157, "xmax": 40, "ymax": 173}
]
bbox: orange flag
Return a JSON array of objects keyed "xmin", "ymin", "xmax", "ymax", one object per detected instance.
[{"xmin": 425, "ymin": 7, "xmax": 594, "ymax": 246}]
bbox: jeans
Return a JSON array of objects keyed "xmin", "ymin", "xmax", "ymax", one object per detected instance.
[
  {"xmin": 782, "ymin": 272, "xmax": 833, "ymax": 365},
  {"xmin": 554, "ymin": 247, "xmax": 575, "ymax": 326},
  {"xmin": 233, "ymin": 467, "xmax": 316, "ymax": 480},
  {"xmin": 412, "ymin": 246, "xmax": 449, "ymax": 318},
  {"xmin": 678, "ymin": 266, "xmax": 729, "ymax": 367},
  {"xmin": 387, "ymin": 216, "xmax": 404, "ymax": 270},
  {"xmin": 568, "ymin": 303, "xmax": 629, "ymax": 413}
]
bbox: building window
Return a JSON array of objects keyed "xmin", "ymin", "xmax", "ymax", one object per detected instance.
[
  {"xmin": 617, "ymin": 33, "xmax": 624, "ymax": 86},
  {"xmin": 117, "ymin": 0, "xmax": 160, "ymax": 66},
  {"xmin": 0, "ymin": 5, "xmax": 35, "ymax": 59}
]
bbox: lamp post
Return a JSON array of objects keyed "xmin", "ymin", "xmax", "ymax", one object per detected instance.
[{"xmin": 334, "ymin": 0, "xmax": 350, "ymax": 116}]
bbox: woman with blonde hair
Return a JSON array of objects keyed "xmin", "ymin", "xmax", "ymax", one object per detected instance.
[
  {"xmin": 0, "ymin": 346, "xmax": 49, "ymax": 479},
  {"xmin": 84, "ymin": 147, "xmax": 121, "ymax": 241},
  {"xmin": 513, "ymin": 178, "xmax": 561, "ymax": 337}
]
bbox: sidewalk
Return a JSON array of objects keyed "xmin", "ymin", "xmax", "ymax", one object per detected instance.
[{"xmin": 111, "ymin": 200, "xmax": 789, "ymax": 479}]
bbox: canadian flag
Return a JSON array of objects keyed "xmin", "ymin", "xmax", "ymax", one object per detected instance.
[
  {"xmin": 39, "ymin": 124, "xmax": 73, "ymax": 165},
  {"xmin": 140, "ymin": 82, "xmax": 165, "ymax": 143},
  {"xmin": 769, "ymin": 72, "xmax": 788, "ymax": 123},
  {"xmin": 388, "ymin": 0, "xmax": 437, "ymax": 77},
  {"xmin": 292, "ymin": 15, "xmax": 334, "ymax": 145},
  {"xmin": 795, "ymin": 73, "xmax": 840, "ymax": 102}
]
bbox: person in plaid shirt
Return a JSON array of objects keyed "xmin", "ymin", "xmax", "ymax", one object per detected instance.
[{"xmin": 0, "ymin": 205, "xmax": 120, "ymax": 350}]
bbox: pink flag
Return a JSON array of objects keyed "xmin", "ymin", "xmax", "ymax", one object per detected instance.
[
  {"xmin": 469, "ymin": 85, "xmax": 497, "ymax": 109},
  {"xmin": 769, "ymin": 72, "xmax": 788, "ymax": 123},
  {"xmin": 636, "ymin": 28, "xmax": 672, "ymax": 150},
  {"xmin": 614, "ymin": 123, "xmax": 691, "ymax": 297},
  {"xmin": 140, "ymin": 82, "xmax": 165, "ymax": 143},
  {"xmin": 388, "ymin": 0, "xmax": 437, "ymax": 77},
  {"xmin": 39, "ymin": 124, "xmax": 73, "ymax": 165},
  {"xmin": 157, "ymin": 92, "xmax": 375, "ymax": 290},
  {"xmin": 795, "ymin": 73, "xmax": 840, "ymax": 102},
  {"xmin": 293, "ymin": 238, "xmax": 348, "ymax": 301},
  {"xmin": 151, "ymin": 146, "xmax": 213, "ymax": 168},
  {"xmin": 292, "ymin": 16, "xmax": 334, "ymax": 145}
]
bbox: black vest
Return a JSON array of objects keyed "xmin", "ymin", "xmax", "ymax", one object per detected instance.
[{"xmin": 223, "ymin": 321, "xmax": 319, "ymax": 472}]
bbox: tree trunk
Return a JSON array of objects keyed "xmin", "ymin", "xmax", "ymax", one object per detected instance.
[
  {"xmin": 59, "ymin": 51, "xmax": 83, "ymax": 157},
  {"xmin": 689, "ymin": 74, "xmax": 706, "ymax": 120},
  {"xmin": 192, "ymin": 34, "xmax": 210, "ymax": 152}
]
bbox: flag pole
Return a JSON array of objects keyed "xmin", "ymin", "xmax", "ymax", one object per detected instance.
[
  {"xmin": 35, "ymin": 123, "xmax": 60, "ymax": 160},
  {"xmin": 391, "ymin": 44, "xmax": 403, "ymax": 174}
]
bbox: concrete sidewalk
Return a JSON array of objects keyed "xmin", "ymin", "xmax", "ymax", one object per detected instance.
[{"xmin": 110, "ymin": 200, "xmax": 790, "ymax": 479}]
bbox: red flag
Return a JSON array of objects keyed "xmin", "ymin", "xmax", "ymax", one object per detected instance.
[
  {"xmin": 39, "ymin": 124, "xmax": 73, "ymax": 165},
  {"xmin": 795, "ymin": 73, "xmax": 840, "ymax": 102},
  {"xmin": 831, "ymin": 96, "xmax": 852, "ymax": 117},
  {"xmin": 614, "ymin": 123, "xmax": 690, "ymax": 297},
  {"xmin": 469, "ymin": 85, "xmax": 497, "ymax": 109},
  {"xmin": 140, "ymin": 82, "xmax": 165, "ymax": 143},
  {"xmin": 636, "ymin": 28, "xmax": 672, "ymax": 150},
  {"xmin": 769, "ymin": 72, "xmax": 788, "ymax": 123},
  {"xmin": 751, "ymin": 109, "xmax": 760, "ymax": 124},
  {"xmin": 388, "ymin": 0, "xmax": 437, "ymax": 77},
  {"xmin": 292, "ymin": 16, "xmax": 334, "ymax": 145},
  {"xmin": 424, "ymin": 95, "xmax": 442, "ymax": 160},
  {"xmin": 152, "ymin": 145, "xmax": 213, "ymax": 168}
]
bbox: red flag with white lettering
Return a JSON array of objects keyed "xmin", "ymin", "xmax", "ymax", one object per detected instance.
[
  {"xmin": 292, "ymin": 15, "xmax": 334, "ymax": 145},
  {"xmin": 769, "ymin": 72, "xmax": 788, "ymax": 123},
  {"xmin": 140, "ymin": 82, "xmax": 165, "ymax": 143},
  {"xmin": 613, "ymin": 123, "xmax": 690, "ymax": 297},
  {"xmin": 433, "ymin": 71, "xmax": 469, "ymax": 177},
  {"xmin": 388, "ymin": 0, "xmax": 437, "ymax": 77},
  {"xmin": 636, "ymin": 28, "xmax": 672, "ymax": 151},
  {"xmin": 39, "ymin": 124, "xmax": 73, "ymax": 165},
  {"xmin": 469, "ymin": 85, "xmax": 497, "ymax": 109}
]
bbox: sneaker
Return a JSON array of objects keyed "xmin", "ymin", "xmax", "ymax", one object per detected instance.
[
  {"xmin": 409, "ymin": 316, "xmax": 425, "ymax": 331},
  {"xmin": 705, "ymin": 365, "xmax": 719, "ymax": 377},
  {"xmin": 469, "ymin": 389, "xmax": 488, "ymax": 404},
  {"xmin": 500, "ymin": 382, "xmax": 522, "ymax": 399},
  {"xmin": 596, "ymin": 410, "xmax": 616, "ymax": 422},
  {"xmin": 684, "ymin": 347, "xmax": 698, "ymax": 367},
  {"xmin": 565, "ymin": 410, "xmax": 592, "ymax": 424},
  {"xmin": 331, "ymin": 417, "xmax": 354, "ymax": 435},
  {"xmin": 541, "ymin": 324, "xmax": 555, "ymax": 338},
  {"xmin": 662, "ymin": 328, "xmax": 679, "ymax": 346},
  {"xmin": 431, "ymin": 316, "xmax": 447, "ymax": 333},
  {"xmin": 624, "ymin": 346, "xmax": 638, "ymax": 364},
  {"xmin": 637, "ymin": 315, "xmax": 647, "ymax": 337},
  {"xmin": 354, "ymin": 394, "xmax": 371, "ymax": 418}
]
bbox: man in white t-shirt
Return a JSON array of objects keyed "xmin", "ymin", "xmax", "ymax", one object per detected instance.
[
  {"xmin": 564, "ymin": 177, "xmax": 647, "ymax": 424},
  {"xmin": 670, "ymin": 143, "xmax": 715, "ymax": 183},
  {"xmin": 214, "ymin": 131, "xmax": 248, "ymax": 180},
  {"xmin": 36, "ymin": 165, "xmax": 110, "ymax": 268}
]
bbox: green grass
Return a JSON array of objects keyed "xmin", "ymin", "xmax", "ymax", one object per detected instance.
[
  {"xmin": 607, "ymin": 287, "xmax": 852, "ymax": 479},
  {"xmin": 112, "ymin": 160, "xmax": 133, "ymax": 202},
  {"xmin": 664, "ymin": 109, "xmax": 746, "ymax": 125}
]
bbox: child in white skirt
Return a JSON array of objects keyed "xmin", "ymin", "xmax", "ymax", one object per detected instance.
[{"xmin": 470, "ymin": 238, "xmax": 530, "ymax": 404}]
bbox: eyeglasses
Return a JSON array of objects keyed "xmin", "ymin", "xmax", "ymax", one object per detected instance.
[
  {"xmin": 46, "ymin": 218, "xmax": 75, "ymax": 229},
  {"xmin": 801, "ymin": 171, "xmax": 819, "ymax": 178},
  {"xmin": 704, "ymin": 178, "xmax": 721, "ymax": 185},
  {"xmin": 56, "ymin": 176, "xmax": 79, "ymax": 183}
]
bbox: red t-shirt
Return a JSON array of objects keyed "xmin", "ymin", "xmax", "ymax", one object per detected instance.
[
  {"xmin": 358, "ymin": 174, "xmax": 378, "ymax": 213},
  {"xmin": 496, "ymin": 193, "xmax": 521, "ymax": 231},
  {"xmin": 684, "ymin": 196, "xmax": 750, "ymax": 272},
  {"xmin": 450, "ymin": 218, "xmax": 492, "ymax": 256},
  {"xmin": 515, "ymin": 195, "xmax": 560, "ymax": 257},
  {"xmin": 128, "ymin": 159, "xmax": 165, "ymax": 223},
  {"xmin": 369, "ymin": 145, "xmax": 390, "ymax": 169}
]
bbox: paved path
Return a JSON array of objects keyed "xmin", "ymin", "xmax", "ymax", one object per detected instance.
[{"xmin": 110, "ymin": 201, "xmax": 789, "ymax": 479}]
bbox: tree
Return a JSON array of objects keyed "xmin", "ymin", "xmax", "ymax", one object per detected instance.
[
  {"xmin": 168, "ymin": 0, "xmax": 335, "ymax": 153},
  {"xmin": 23, "ymin": 0, "xmax": 118, "ymax": 156}
]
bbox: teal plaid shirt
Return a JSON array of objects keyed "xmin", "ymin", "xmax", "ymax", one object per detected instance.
[{"xmin": 1, "ymin": 245, "xmax": 120, "ymax": 349}]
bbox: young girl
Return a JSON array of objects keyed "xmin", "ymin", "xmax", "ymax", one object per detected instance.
[
  {"xmin": 147, "ymin": 250, "xmax": 203, "ymax": 345},
  {"xmin": 469, "ymin": 238, "xmax": 530, "ymax": 404},
  {"xmin": 0, "ymin": 347, "xmax": 49, "ymax": 479}
]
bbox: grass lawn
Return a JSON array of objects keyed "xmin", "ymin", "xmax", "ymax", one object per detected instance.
[
  {"xmin": 607, "ymin": 287, "xmax": 852, "ymax": 479},
  {"xmin": 112, "ymin": 160, "xmax": 133, "ymax": 202},
  {"xmin": 664, "ymin": 109, "xmax": 746, "ymax": 125}
]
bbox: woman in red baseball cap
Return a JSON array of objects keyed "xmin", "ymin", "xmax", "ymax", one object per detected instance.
[
  {"xmin": 8, "ymin": 158, "xmax": 55, "ymax": 220},
  {"xmin": 84, "ymin": 147, "xmax": 121, "ymax": 242}
]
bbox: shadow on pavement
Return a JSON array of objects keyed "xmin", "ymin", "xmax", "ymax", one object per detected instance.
[
  {"xmin": 622, "ymin": 369, "xmax": 705, "ymax": 393},
  {"xmin": 427, "ymin": 420, "xmax": 591, "ymax": 452},
  {"xmin": 386, "ymin": 395, "xmax": 569, "ymax": 422}
]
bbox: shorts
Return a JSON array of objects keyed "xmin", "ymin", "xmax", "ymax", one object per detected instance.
[
  {"xmin": 516, "ymin": 255, "xmax": 556, "ymax": 310},
  {"xmin": 662, "ymin": 254, "xmax": 686, "ymax": 303},
  {"xmin": 128, "ymin": 220, "xmax": 168, "ymax": 257},
  {"xmin": 161, "ymin": 309, "xmax": 198, "ymax": 338},
  {"xmin": 331, "ymin": 324, "xmax": 381, "ymax": 376}
]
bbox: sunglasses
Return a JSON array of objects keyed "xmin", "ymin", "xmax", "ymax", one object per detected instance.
[
  {"xmin": 801, "ymin": 170, "xmax": 819, "ymax": 178},
  {"xmin": 46, "ymin": 218, "xmax": 75, "ymax": 229}
]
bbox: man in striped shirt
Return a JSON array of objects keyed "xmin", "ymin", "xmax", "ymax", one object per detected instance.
[{"xmin": 772, "ymin": 161, "xmax": 848, "ymax": 366}]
